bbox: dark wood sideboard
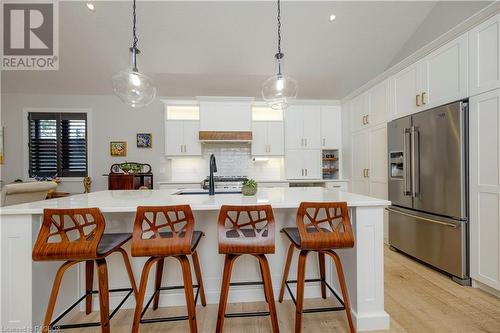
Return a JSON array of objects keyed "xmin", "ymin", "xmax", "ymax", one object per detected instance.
[{"xmin": 106, "ymin": 163, "xmax": 153, "ymax": 190}]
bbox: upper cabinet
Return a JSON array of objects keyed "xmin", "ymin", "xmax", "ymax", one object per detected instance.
[
  {"xmin": 320, "ymin": 106, "xmax": 341, "ymax": 149},
  {"xmin": 285, "ymin": 105, "xmax": 321, "ymax": 149},
  {"xmin": 251, "ymin": 121, "xmax": 284, "ymax": 156},
  {"xmin": 351, "ymin": 80, "xmax": 389, "ymax": 131},
  {"xmin": 165, "ymin": 120, "xmax": 202, "ymax": 157},
  {"xmin": 469, "ymin": 13, "xmax": 500, "ymax": 97},
  {"xmin": 350, "ymin": 93, "xmax": 368, "ymax": 132},
  {"xmin": 419, "ymin": 33, "xmax": 468, "ymax": 109},
  {"xmin": 199, "ymin": 99, "xmax": 252, "ymax": 131},
  {"xmin": 391, "ymin": 34, "xmax": 468, "ymax": 119}
]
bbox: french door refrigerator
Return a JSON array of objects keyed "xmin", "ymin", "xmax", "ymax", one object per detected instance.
[{"xmin": 388, "ymin": 100, "xmax": 469, "ymax": 285}]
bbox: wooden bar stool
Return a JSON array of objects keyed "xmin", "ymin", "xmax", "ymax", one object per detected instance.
[
  {"xmin": 216, "ymin": 205, "xmax": 279, "ymax": 333},
  {"xmin": 131, "ymin": 205, "xmax": 206, "ymax": 333},
  {"xmin": 278, "ymin": 202, "xmax": 355, "ymax": 333},
  {"xmin": 32, "ymin": 208, "xmax": 138, "ymax": 333}
]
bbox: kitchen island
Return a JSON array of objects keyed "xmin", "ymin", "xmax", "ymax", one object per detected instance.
[{"xmin": 0, "ymin": 187, "xmax": 390, "ymax": 331}]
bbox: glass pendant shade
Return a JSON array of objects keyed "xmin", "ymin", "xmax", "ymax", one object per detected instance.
[{"xmin": 262, "ymin": 56, "xmax": 298, "ymax": 110}]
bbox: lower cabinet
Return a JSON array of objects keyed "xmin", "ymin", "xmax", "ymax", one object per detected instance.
[
  {"xmin": 285, "ymin": 149, "xmax": 321, "ymax": 180},
  {"xmin": 469, "ymin": 88, "xmax": 500, "ymax": 291}
]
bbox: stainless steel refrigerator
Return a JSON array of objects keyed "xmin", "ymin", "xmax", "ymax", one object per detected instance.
[{"xmin": 387, "ymin": 100, "xmax": 469, "ymax": 285}]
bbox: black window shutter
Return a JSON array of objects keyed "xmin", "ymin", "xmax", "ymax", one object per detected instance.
[{"xmin": 29, "ymin": 112, "xmax": 87, "ymax": 178}]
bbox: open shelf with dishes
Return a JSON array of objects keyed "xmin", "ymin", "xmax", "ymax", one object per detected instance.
[{"xmin": 322, "ymin": 149, "xmax": 339, "ymax": 179}]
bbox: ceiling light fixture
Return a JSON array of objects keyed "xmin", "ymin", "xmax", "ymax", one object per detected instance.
[
  {"xmin": 261, "ymin": 0, "xmax": 298, "ymax": 110},
  {"xmin": 86, "ymin": 1, "xmax": 95, "ymax": 12},
  {"xmin": 329, "ymin": 14, "xmax": 336, "ymax": 22},
  {"xmin": 112, "ymin": 0, "xmax": 156, "ymax": 108}
]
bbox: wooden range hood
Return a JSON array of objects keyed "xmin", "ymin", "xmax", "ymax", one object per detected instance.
[{"xmin": 199, "ymin": 131, "xmax": 253, "ymax": 142}]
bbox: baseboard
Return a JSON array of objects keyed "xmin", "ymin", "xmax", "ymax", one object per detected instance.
[{"xmin": 472, "ymin": 279, "xmax": 500, "ymax": 298}]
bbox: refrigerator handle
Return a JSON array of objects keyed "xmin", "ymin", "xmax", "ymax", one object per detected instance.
[
  {"xmin": 403, "ymin": 128, "xmax": 412, "ymax": 196},
  {"xmin": 411, "ymin": 126, "xmax": 420, "ymax": 198}
]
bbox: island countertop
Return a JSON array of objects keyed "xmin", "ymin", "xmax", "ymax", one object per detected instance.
[{"xmin": 0, "ymin": 187, "xmax": 390, "ymax": 215}]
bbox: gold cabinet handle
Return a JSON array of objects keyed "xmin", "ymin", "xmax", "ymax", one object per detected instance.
[
  {"xmin": 366, "ymin": 168, "xmax": 369, "ymax": 178},
  {"xmin": 422, "ymin": 92, "xmax": 426, "ymax": 105},
  {"xmin": 365, "ymin": 114, "xmax": 369, "ymax": 124},
  {"xmin": 416, "ymin": 94, "xmax": 421, "ymax": 107},
  {"xmin": 362, "ymin": 115, "xmax": 366, "ymax": 125}
]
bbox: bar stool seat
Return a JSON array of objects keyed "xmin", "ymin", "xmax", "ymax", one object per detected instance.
[
  {"xmin": 97, "ymin": 233, "xmax": 132, "ymax": 255},
  {"xmin": 156, "ymin": 230, "xmax": 204, "ymax": 250},
  {"xmin": 279, "ymin": 202, "xmax": 355, "ymax": 333},
  {"xmin": 32, "ymin": 208, "xmax": 138, "ymax": 333},
  {"xmin": 215, "ymin": 205, "xmax": 280, "ymax": 333}
]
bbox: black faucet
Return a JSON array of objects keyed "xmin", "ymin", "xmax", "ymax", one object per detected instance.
[{"xmin": 209, "ymin": 154, "xmax": 217, "ymax": 196}]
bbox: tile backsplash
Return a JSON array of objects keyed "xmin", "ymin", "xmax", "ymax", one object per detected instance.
[{"xmin": 169, "ymin": 143, "xmax": 283, "ymax": 181}]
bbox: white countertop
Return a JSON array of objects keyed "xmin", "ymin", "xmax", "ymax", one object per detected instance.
[
  {"xmin": 0, "ymin": 187, "xmax": 390, "ymax": 215},
  {"xmin": 157, "ymin": 179, "xmax": 349, "ymax": 184}
]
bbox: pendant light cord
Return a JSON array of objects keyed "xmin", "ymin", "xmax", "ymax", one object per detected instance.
[
  {"xmin": 277, "ymin": 0, "xmax": 281, "ymax": 55},
  {"xmin": 132, "ymin": 0, "xmax": 138, "ymax": 50}
]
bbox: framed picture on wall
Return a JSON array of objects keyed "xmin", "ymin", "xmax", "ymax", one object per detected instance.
[
  {"xmin": 110, "ymin": 141, "xmax": 127, "ymax": 156},
  {"xmin": 136, "ymin": 133, "xmax": 152, "ymax": 148}
]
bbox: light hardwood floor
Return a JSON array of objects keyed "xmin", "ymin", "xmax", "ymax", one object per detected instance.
[{"xmin": 65, "ymin": 247, "xmax": 500, "ymax": 332}]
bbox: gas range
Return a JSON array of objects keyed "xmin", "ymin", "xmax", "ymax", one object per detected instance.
[{"xmin": 202, "ymin": 176, "xmax": 248, "ymax": 191}]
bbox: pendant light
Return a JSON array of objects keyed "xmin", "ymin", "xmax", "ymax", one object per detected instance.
[
  {"xmin": 261, "ymin": 0, "xmax": 298, "ymax": 110},
  {"xmin": 112, "ymin": 0, "xmax": 156, "ymax": 108}
]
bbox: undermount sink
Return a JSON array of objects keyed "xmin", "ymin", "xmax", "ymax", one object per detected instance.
[{"xmin": 174, "ymin": 189, "xmax": 242, "ymax": 195}]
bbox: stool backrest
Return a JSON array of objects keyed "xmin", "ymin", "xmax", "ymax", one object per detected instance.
[
  {"xmin": 296, "ymin": 202, "xmax": 354, "ymax": 250},
  {"xmin": 217, "ymin": 204, "xmax": 275, "ymax": 254},
  {"xmin": 132, "ymin": 205, "xmax": 195, "ymax": 256},
  {"xmin": 33, "ymin": 208, "xmax": 105, "ymax": 261}
]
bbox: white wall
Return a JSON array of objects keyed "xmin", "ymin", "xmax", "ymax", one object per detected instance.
[{"xmin": 0, "ymin": 93, "xmax": 284, "ymax": 193}]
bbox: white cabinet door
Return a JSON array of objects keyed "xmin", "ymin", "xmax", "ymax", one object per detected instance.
[
  {"xmin": 302, "ymin": 105, "xmax": 321, "ymax": 149},
  {"xmin": 470, "ymin": 88, "xmax": 500, "ymax": 291},
  {"xmin": 469, "ymin": 13, "xmax": 500, "ymax": 96},
  {"xmin": 199, "ymin": 101, "xmax": 251, "ymax": 131},
  {"xmin": 420, "ymin": 33, "xmax": 468, "ymax": 110},
  {"xmin": 182, "ymin": 121, "xmax": 201, "ymax": 156},
  {"xmin": 350, "ymin": 94, "xmax": 368, "ymax": 132},
  {"xmin": 251, "ymin": 121, "xmax": 268, "ymax": 155},
  {"xmin": 285, "ymin": 149, "xmax": 305, "ymax": 179},
  {"xmin": 267, "ymin": 121, "xmax": 284, "ymax": 155},
  {"xmin": 285, "ymin": 105, "xmax": 303, "ymax": 149},
  {"xmin": 391, "ymin": 62, "xmax": 419, "ymax": 119},
  {"xmin": 351, "ymin": 130, "xmax": 370, "ymax": 195},
  {"xmin": 368, "ymin": 80, "xmax": 389, "ymax": 126},
  {"xmin": 369, "ymin": 124, "xmax": 388, "ymax": 199},
  {"xmin": 165, "ymin": 120, "xmax": 184, "ymax": 156},
  {"xmin": 303, "ymin": 150, "xmax": 322, "ymax": 179},
  {"xmin": 320, "ymin": 106, "xmax": 341, "ymax": 149}
]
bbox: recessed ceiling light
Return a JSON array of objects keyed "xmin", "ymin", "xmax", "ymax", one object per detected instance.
[
  {"xmin": 86, "ymin": 2, "xmax": 95, "ymax": 12},
  {"xmin": 329, "ymin": 14, "xmax": 336, "ymax": 22}
]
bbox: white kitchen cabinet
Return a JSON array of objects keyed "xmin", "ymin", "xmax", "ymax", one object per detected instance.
[
  {"xmin": 251, "ymin": 121, "xmax": 284, "ymax": 156},
  {"xmin": 469, "ymin": 88, "xmax": 500, "ymax": 292},
  {"xmin": 368, "ymin": 124, "xmax": 388, "ymax": 199},
  {"xmin": 320, "ymin": 106, "xmax": 342, "ymax": 149},
  {"xmin": 350, "ymin": 130, "xmax": 370, "ymax": 195},
  {"xmin": 391, "ymin": 62, "xmax": 420, "ymax": 119},
  {"xmin": 350, "ymin": 93, "xmax": 369, "ymax": 132},
  {"xmin": 285, "ymin": 105, "xmax": 321, "ymax": 149},
  {"xmin": 391, "ymin": 34, "xmax": 468, "ymax": 118},
  {"xmin": 419, "ymin": 33, "xmax": 468, "ymax": 109},
  {"xmin": 469, "ymin": 13, "xmax": 500, "ymax": 97},
  {"xmin": 165, "ymin": 120, "xmax": 201, "ymax": 157},
  {"xmin": 285, "ymin": 149, "xmax": 321, "ymax": 180},
  {"xmin": 368, "ymin": 80, "xmax": 389, "ymax": 126}
]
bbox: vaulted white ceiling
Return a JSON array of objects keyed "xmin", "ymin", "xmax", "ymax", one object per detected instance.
[{"xmin": 1, "ymin": 1, "xmax": 492, "ymax": 99}]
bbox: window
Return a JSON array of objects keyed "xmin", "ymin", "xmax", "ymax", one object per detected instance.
[
  {"xmin": 252, "ymin": 106, "xmax": 283, "ymax": 121},
  {"xmin": 28, "ymin": 112, "xmax": 88, "ymax": 178}
]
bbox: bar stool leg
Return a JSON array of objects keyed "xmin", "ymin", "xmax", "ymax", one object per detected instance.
[
  {"xmin": 295, "ymin": 250, "xmax": 309, "ymax": 333},
  {"xmin": 132, "ymin": 257, "xmax": 161, "ymax": 333},
  {"xmin": 178, "ymin": 255, "xmax": 198, "ymax": 333},
  {"xmin": 257, "ymin": 254, "xmax": 280, "ymax": 333},
  {"xmin": 85, "ymin": 260, "xmax": 94, "ymax": 314},
  {"xmin": 42, "ymin": 261, "xmax": 79, "ymax": 333},
  {"xmin": 318, "ymin": 252, "xmax": 327, "ymax": 299},
  {"xmin": 215, "ymin": 254, "xmax": 237, "ymax": 333},
  {"xmin": 259, "ymin": 263, "xmax": 269, "ymax": 303},
  {"xmin": 327, "ymin": 251, "xmax": 355, "ymax": 333},
  {"xmin": 153, "ymin": 258, "xmax": 164, "ymax": 310},
  {"xmin": 191, "ymin": 251, "xmax": 207, "ymax": 306},
  {"xmin": 96, "ymin": 259, "xmax": 110, "ymax": 333},
  {"xmin": 279, "ymin": 243, "xmax": 294, "ymax": 302},
  {"xmin": 115, "ymin": 248, "xmax": 138, "ymax": 298}
]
